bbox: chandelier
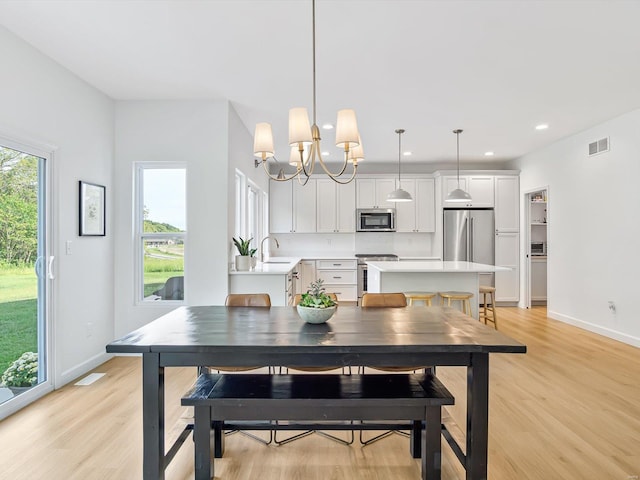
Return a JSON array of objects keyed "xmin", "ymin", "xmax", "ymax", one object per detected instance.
[{"xmin": 252, "ymin": 0, "xmax": 362, "ymax": 184}]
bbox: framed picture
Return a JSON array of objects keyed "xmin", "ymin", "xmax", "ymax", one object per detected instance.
[{"xmin": 79, "ymin": 181, "xmax": 106, "ymax": 236}]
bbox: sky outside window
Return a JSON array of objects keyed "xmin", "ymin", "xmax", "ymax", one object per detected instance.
[{"xmin": 143, "ymin": 169, "xmax": 186, "ymax": 231}]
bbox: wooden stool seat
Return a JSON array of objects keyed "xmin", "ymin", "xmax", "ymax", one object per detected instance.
[
  {"xmin": 438, "ymin": 291, "xmax": 474, "ymax": 317},
  {"xmin": 404, "ymin": 292, "xmax": 436, "ymax": 306},
  {"xmin": 479, "ymin": 286, "xmax": 498, "ymax": 329}
]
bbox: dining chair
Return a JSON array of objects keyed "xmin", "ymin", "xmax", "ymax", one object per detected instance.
[
  {"xmin": 207, "ymin": 293, "xmax": 273, "ymax": 445},
  {"xmin": 359, "ymin": 292, "xmax": 433, "ymax": 446},
  {"xmin": 274, "ymin": 292, "xmax": 354, "ymax": 446}
]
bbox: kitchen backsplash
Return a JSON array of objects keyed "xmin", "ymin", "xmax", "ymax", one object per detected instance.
[{"xmin": 270, "ymin": 232, "xmax": 434, "ymax": 257}]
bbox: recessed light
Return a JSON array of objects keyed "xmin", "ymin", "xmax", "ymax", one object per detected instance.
[
  {"xmin": 321, "ymin": 151, "xmax": 330, "ymax": 156},
  {"xmin": 321, "ymin": 123, "xmax": 334, "ymax": 130},
  {"xmin": 535, "ymin": 124, "xmax": 549, "ymax": 130},
  {"xmin": 484, "ymin": 151, "xmax": 494, "ymax": 156},
  {"xmin": 403, "ymin": 151, "xmax": 412, "ymax": 156}
]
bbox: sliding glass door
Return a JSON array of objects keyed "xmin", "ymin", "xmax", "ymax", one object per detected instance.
[{"xmin": 0, "ymin": 140, "xmax": 52, "ymax": 418}]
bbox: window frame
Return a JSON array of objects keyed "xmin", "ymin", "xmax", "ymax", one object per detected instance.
[{"xmin": 134, "ymin": 162, "xmax": 186, "ymax": 305}]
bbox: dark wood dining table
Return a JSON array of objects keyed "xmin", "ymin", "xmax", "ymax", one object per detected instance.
[{"xmin": 106, "ymin": 305, "xmax": 526, "ymax": 480}]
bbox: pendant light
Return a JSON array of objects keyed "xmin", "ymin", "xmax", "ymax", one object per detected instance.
[
  {"xmin": 387, "ymin": 129, "xmax": 413, "ymax": 202},
  {"xmin": 446, "ymin": 129, "xmax": 472, "ymax": 202}
]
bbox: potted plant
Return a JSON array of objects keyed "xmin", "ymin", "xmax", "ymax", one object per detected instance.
[
  {"xmin": 1, "ymin": 351, "xmax": 38, "ymax": 396},
  {"xmin": 232, "ymin": 236, "xmax": 257, "ymax": 271},
  {"xmin": 297, "ymin": 279, "xmax": 338, "ymax": 324}
]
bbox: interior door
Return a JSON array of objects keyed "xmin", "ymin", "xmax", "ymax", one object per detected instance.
[{"xmin": 0, "ymin": 140, "xmax": 52, "ymax": 418}]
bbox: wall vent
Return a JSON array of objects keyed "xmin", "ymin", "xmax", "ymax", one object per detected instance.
[{"xmin": 588, "ymin": 137, "xmax": 609, "ymax": 156}]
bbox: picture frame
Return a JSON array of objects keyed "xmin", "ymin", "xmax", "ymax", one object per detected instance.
[{"xmin": 79, "ymin": 181, "xmax": 106, "ymax": 236}]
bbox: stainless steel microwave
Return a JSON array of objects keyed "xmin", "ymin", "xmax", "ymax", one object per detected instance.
[
  {"xmin": 531, "ymin": 241, "xmax": 547, "ymax": 255},
  {"xmin": 356, "ymin": 208, "xmax": 396, "ymax": 232}
]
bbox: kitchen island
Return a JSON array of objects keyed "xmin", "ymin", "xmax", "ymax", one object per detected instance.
[{"xmin": 366, "ymin": 260, "xmax": 510, "ymax": 318}]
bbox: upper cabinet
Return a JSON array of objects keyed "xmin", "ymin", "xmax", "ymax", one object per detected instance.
[
  {"xmin": 269, "ymin": 179, "xmax": 317, "ymax": 233},
  {"xmin": 356, "ymin": 178, "xmax": 397, "ymax": 208},
  {"xmin": 494, "ymin": 176, "xmax": 519, "ymax": 232},
  {"xmin": 442, "ymin": 175, "xmax": 495, "ymax": 208},
  {"xmin": 316, "ymin": 179, "xmax": 356, "ymax": 233},
  {"xmin": 395, "ymin": 178, "xmax": 436, "ymax": 233}
]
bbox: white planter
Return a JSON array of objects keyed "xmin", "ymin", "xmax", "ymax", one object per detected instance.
[
  {"xmin": 296, "ymin": 305, "xmax": 337, "ymax": 324},
  {"xmin": 235, "ymin": 255, "xmax": 256, "ymax": 271}
]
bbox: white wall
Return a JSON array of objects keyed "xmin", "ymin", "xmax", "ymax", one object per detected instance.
[
  {"xmin": 0, "ymin": 26, "xmax": 115, "ymax": 385},
  {"xmin": 509, "ymin": 108, "xmax": 640, "ymax": 346},
  {"xmin": 114, "ymin": 100, "xmax": 235, "ymax": 336}
]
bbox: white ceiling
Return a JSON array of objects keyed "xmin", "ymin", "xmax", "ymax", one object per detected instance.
[{"xmin": 1, "ymin": 0, "xmax": 640, "ymax": 167}]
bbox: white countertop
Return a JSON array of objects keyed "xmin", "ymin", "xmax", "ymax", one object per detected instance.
[
  {"xmin": 366, "ymin": 260, "xmax": 510, "ymax": 273},
  {"xmin": 229, "ymin": 257, "xmax": 302, "ymax": 275}
]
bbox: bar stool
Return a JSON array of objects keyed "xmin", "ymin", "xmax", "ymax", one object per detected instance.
[
  {"xmin": 404, "ymin": 292, "xmax": 436, "ymax": 306},
  {"xmin": 479, "ymin": 286, "xmax": 498, "ymax": 329},
  {"xmin": 439, "ymin": 291, "xmax": 473, "ymax": 316}
]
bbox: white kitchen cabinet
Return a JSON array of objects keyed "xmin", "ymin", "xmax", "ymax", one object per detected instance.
[
  {"xmin": 356, "ymin": 178, "xmax": 396, "ymax": 208},
  {"xmin": 316, "ymin": 179, "xmax": 356, "ymax": 233},
  {"xmin": 297, "ymin": 260, "xmax": 316, "ymax": 294},
  {"xmin": 269, "ymin": 179, "xmax": 316, "ymax": 233},
  {"xmin": 269, "ymin": 180, "xmax": 292, "ymax": 233},
  {"xmin": 292, "ymin": 179, "xmax": 316, "ymax": 233},
  {"xmin": 315, "ymin": 259, "xmax": 357, "ymax": 302},
  {"xmin": 495, "ymin": 232, "xmax": 519, "ymax": 302},
  {"xmin": 442, "ymin": 175, "xmax": 494, "ymax": 207},
  {"xmin": 495, "ymin": 176, "xmax": 519, "ymax": 232},
  {"xmin": 395, "ymin": 178, "xmax": 436, "ymax": 233},
  {"xmin": 531, "ymin": 257, "xmax": 547, "ymax": 302},
  {"xmin": 230, "ymin": 272, "xmax": 294, "ymax": 306}
]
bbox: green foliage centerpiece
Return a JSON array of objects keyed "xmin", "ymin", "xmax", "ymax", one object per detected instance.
[
  {"xmin": 232, "ymin": 237, "xmax": 257, "ymax": 271},
  {"xmin": 297, "ymin": 279, "xmax": 337, "ymax": 324}
]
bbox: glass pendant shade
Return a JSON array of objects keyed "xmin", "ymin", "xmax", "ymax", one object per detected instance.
[
  {"xmin": 387, "ymin": 128, "xmax": 412, "ymax": 203},
  {"xmin": 288, "ymin": 107, "xmax": 313, "ymax": 146},
  {"xmin": 335, "ymin": 109, "xmax": 360, "ymax": 149},
  {"xmin": 253, "ymin": 122, "xmax": 275, "ymax": 158},
  {"xmin": 446, "ymin": 128, "xmax": 471, "ymax": 203},
  {"xmin": 446, "ymin": 188, "xmax": 472, "ymax": 202},
  {"xmin": 387, "ymin": 187, "xmax": 413, "ymax": 202}
]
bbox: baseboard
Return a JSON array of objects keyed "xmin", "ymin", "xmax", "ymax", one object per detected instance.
[
  {"xmin": 57, "ymin": 352, "xmax": 114, "ymax": 389},
  {"xmin": 548, "ymin": 310, "xmax": 640, "ymax": 348}
]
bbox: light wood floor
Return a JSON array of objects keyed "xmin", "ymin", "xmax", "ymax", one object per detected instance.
[{"xmin": 0, "ymin": 307, "xmax": 639, "ymax": 479}]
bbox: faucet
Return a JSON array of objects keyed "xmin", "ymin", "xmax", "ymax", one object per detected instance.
[{"xmin": 260, "ymin": 236, "xmax": 280, "ymax": 263}]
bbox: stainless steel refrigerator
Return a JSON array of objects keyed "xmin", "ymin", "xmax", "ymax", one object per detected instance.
[{"xmin": 443, "ymin": 208, "xmax": 495, "ymax": 288}]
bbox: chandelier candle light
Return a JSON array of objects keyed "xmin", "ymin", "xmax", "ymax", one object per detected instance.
[
  {"xmin": 253, "ymin": 0, "xmax": 362, "ymax": 184},
  {"xmin": 446, "ymin": 129, "xmax": 472, "ymax": 202},
  {"xmin": 387, "ymin": 128, "xmax": 413, "ymax": 202}
]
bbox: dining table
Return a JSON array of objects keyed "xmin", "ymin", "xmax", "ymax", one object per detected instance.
[{"xmin": 106, "ymin": 305, "xmax": 526, "ymax": 480}]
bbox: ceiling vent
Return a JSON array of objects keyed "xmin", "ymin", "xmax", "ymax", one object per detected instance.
[{"xmin": 588, "ymin": 137, "xmax": 609, "ymax": 156}]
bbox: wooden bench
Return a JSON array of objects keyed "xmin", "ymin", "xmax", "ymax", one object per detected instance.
[{"xmin": 182, "ymin": 373, "xmax": 454, "ymax": 480}]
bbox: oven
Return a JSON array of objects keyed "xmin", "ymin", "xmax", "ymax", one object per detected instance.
[{"xmin": 356, "ymin": 254, "xmax": 399, "ymax": 304}]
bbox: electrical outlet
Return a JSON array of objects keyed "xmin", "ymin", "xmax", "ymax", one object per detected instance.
[
  {"xmin": 608, "ymin": 301, "xmax": 616, "ymax": 314},
  {"xmin": 65, "ymin": 240, "xmax": 72, "ymax": 255}
]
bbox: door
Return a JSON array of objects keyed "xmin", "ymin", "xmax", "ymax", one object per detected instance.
[
  {"xmin": 0, "ymin": 140, "xmax": 52, "ymax": 417},
  {"xmin": 443, "ymin": 209, "xmax": 469, "ymax": 261}
]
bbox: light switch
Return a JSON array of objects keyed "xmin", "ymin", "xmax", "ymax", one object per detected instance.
[{"xmin": 65, "ymin": 240, "xmax": 72, "ymax": 255}]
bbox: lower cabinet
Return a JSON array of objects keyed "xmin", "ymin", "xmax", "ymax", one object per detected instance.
[
  {"xmin": 495, "ymin": 232, "xmax": 519, "ymax": 303},
  {"xmin": 531, "ymin": 257, "xmax": 547, "ymax": 302},
  {"xmin": 229, "ymin": 273, "xmax": 293, "ymax": 306},
  {"xmin": 297, "ymin": 260, "xmax": 316, "ymax": 295},
  {"xmin": 315, "ymin": 259, "xmax": 357, "ymax": 302}
]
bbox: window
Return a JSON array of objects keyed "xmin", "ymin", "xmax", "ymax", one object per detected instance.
[
  {"xmin": 136, "ymin": 165, "xmax": 186, "ymax": 302},
  {"xmin": 234, "ymin": 169, "xmax": 267, "ymax": 249}
]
